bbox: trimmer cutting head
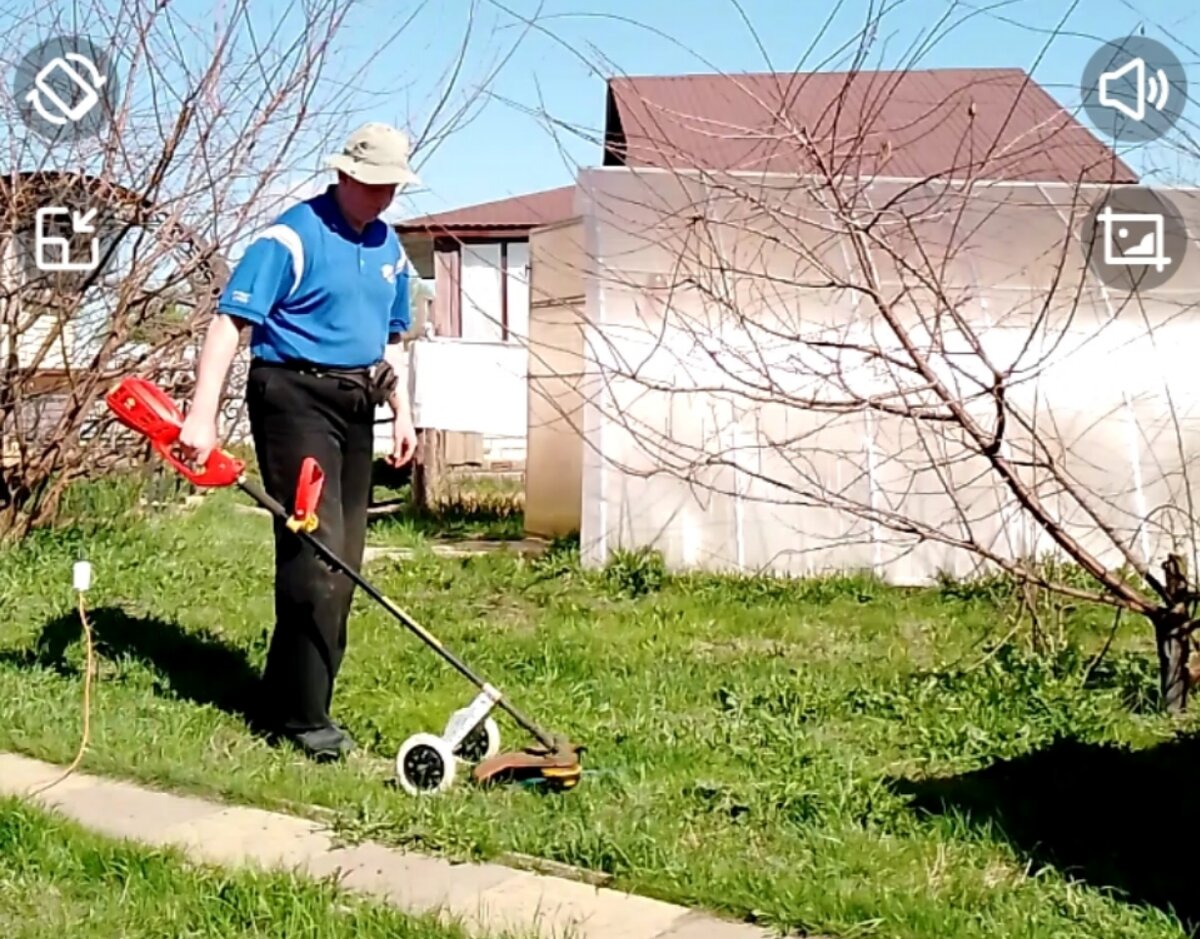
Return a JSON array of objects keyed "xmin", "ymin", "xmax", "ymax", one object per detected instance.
[{"xmin": 471, "ymin": 737, "xmax": 585, "ymax": 790}]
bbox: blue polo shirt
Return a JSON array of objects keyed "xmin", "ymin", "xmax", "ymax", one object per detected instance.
[{"xmin": 217, "ymin": 185, "xmax": 412, "ymax": 368}]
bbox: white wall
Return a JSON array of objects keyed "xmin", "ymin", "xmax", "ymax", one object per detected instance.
[
  {"xmin": 460, "ymin": 243, "xmax": 504, "ymax": 342},
  {"xmin": 505, "ymin": 241, "xmax": 530, "ymax": 340},
  {"xmin": 0, "ymin": 232, "xmax": 72, "ymax": 370},
  {"xmin": 457, "ymin": 241, "xmax": 531, "ymax": 464}
]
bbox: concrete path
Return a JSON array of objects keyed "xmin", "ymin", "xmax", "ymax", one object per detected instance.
[{"xmin": 0, "ymin": 752, "xmax": 784, "ymax": 939}]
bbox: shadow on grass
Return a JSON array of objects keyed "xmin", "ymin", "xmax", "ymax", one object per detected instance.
[
  {"xmin": 366, "ymin": 492, "xmax": 525, "ymax": 542},
  {"xmin": 368, "ymin": 457, "xmax": 413, "ymax": 505},
  {"xmin": 365, "ymin": 458, "xmax": 524, "ymax": 541},
  {"xmin": 0, "ymin": 606, "xmax": 264, "ymax": 728},
  {"xmin": 889, "ymin": 733, "xmax": 1200, "ymax": 933}
]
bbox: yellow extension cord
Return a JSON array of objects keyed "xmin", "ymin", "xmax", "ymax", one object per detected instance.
[{"xmin": 27, "ymin": 585, "xmax": 95, "ymax": 798}]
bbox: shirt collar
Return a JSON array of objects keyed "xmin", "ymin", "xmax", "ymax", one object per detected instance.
[{"xmin": 315, "ymin": 183, "xmax": 375, "ymax": 242}]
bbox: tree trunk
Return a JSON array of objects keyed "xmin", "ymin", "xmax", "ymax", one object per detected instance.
[
  {"xmin": 412, "ymin": 428, "xmax": 444, "ymax": 513},
  {"xmin": 1155, "ymin": 611, "xmax": 1190, "ymax": 715},
  {"xmin": 0, "ymin": 468, "xmax": 35, "ymax": 544},
  {"xmin": 1157, "ymin": 553, "xmax": 1193, "ymax": 715}
]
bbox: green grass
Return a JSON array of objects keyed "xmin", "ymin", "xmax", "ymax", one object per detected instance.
[
  {"xmin": 2, "ymin": 482, "xmax": 1200, "ymax": 939},
  {"xmin": 0, "ymin": 797, "xmax": 504, "ymax": 938}
]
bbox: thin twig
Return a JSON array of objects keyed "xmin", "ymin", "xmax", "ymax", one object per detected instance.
[{"xmin": 1080, "ymin": 607, "xmax": 1124, "ymax": 688}]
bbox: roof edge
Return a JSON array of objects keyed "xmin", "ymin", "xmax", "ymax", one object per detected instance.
[
  {"xmin": 395, "ymin": 184, "xmax": 575, "ymax": 230},
  {"xmin": 605, "ymin": 66, "xmax": 1031, "ymax": 85}
]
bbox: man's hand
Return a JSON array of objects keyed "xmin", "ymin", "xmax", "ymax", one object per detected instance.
[
  {"xmin": 389, "ymin": 417, "xmax": 418, "ymax": 468},
  {"xmin": 178, "ymin": 411, "xmax": 219, "ymax": 464}
]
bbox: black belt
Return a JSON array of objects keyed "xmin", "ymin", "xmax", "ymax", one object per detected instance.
[{"xmin": 251, "ymin": 357, "xmax": 371, "ymax": 378}]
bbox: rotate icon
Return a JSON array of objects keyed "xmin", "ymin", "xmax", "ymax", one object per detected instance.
[
  {"xmin": 26, "ymin": 52, "xmax": 107, "ymax": 126},
  {"xmin": 13, "ymin": 35, "xmax": 120, "ymax": 143}
]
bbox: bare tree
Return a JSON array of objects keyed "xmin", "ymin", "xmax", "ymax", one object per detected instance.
[
  {"xmin": 0, "ymin": 0, "xmax": 527, "ymax": 540},
  {"xmin": 517, "ymin": 7, "xmax": 1200, "ymax": 711}
]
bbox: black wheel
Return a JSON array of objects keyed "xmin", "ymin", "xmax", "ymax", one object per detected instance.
[
  {"xmin": 456, "ymin": 723, "xmax": 491, "ymax": 762},
  {"xmin": 445, "ymin": 712, "xmax": 501, "ymax": 763},
  {"xmin": 404, "ymin": 745, "xmax": 445, "ymax": 787},
  {"xmin": 395, "ymin": 733, "xmax": 456, "ymax": 795}
]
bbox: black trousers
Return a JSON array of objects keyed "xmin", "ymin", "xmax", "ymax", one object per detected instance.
[{"xmin": 245, "ymin": 361, "xmax": 375, "ymax": 734}]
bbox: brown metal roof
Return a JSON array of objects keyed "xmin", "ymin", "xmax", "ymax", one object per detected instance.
[
  {"xmin": 395, "ymin": 185, "xmax": 576, "ymax": 233},
  {"xmin": 604, "ymin": 68, "xmax": 1137, "ymax": 184}
]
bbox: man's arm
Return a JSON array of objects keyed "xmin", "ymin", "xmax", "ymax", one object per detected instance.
[
  {"xmin": 386, "ymin": 254, "xmax": 415, "ymax": 425},
  {"xmin": 187, "ymin": 312, "xmax": 250, "ymax": 428},
  {"xmin": 382, "ymin": 338, "xmax": 411, "ymax": 421},
  {"xmin": 178, "ymin": 230, "xmax": 297, "ymax": 460},
  {"xmin": 384, "ymin": 252, "xmax": 418, "ymax": 467}
]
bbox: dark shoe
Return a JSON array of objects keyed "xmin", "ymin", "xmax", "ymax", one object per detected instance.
[
  {"xmin": 332, "ymin": 721, "xmax": 357, "ymax": 753},
  {"xmin": 286, "ymin": 724, "xmax": 353, "ymax": 763}
]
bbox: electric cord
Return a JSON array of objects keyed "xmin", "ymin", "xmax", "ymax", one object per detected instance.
[{"xmin": 27, "ymin": 563, "xmax": 95, "ymax": 797}]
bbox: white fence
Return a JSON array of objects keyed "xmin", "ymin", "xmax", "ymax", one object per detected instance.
[
  {"xmin": 215, "ymin": 338, "xmax": 527, "ymax": 459},
  {"xmin": 408, "ymin": 336, "xmax": 528, "ymax": 439}
]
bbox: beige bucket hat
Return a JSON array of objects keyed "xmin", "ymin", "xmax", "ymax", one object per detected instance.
[{"xmin": 326, "ymin": 122, "xmax": 420, "ymax": 185}]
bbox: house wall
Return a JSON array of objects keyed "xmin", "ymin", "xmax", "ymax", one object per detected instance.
[
  {"xmin": 524, "ymin": 217, "xmax": 587, "ymax": 538},
  {"xmin": 433, "ymin": 242, "xmax": 462, "ymax": 336},
  {"xmin": 0, "ymin": 232, "xmax": 84, "ymax": 464},
  {"xmin": 0, "ymin": 233, "xmax": 74, "ymax": 371},
  {"xmin": 10, "ymin": 309, "xmax": 72, "ymax": 369}
]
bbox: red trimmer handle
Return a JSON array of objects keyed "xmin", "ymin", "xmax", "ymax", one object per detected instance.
[
  {"xmin": 160, "ymin": 442, "xmax": 245, "ymax": 488},
  {"xmin": 105, "ymin": 376, "xmax": 245, "ymax": 488},
  {"xmin": 287, "ymin": 456, "xmax": 324, "ymax": 531}
]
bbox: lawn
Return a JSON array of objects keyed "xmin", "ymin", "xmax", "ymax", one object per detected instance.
[
  {"xmin": 0, "ymin": 796, "xmax": 506, "ymax": 938},
  {"xmin": 2, "ymin": 474, "xmax": 1200, "ymax": 939}
]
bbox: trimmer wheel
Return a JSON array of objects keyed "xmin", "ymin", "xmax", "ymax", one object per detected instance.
[
  {"xmin": 395, "ymin": 733, "xmax": 457, "ymax": 796},
  {"xmin": 446, "ymin": 712, "xmax": 501, "ymax": 763}
]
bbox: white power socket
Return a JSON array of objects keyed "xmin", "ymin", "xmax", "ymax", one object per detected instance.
[{"xmin": 73, "ymin": 560, "xmax": 92, "ymax": 591}]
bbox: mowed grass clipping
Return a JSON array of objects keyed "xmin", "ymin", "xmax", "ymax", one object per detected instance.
[
  {"xmin": 3, "ymin": 482, "xmax": 1200, "ymax": 939},
  {"xmin": 0, "ymin": 797, "xmax": 511, "ymax": 938}
]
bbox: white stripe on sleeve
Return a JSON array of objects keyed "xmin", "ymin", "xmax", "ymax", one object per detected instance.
[{"xmin": 251, "ymin": 224, "xmax": 305, "ymax": 297}]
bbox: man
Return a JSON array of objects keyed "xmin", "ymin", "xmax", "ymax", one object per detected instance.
[{"xmin": 178, "ymin": 122, "xmax": 420, "ymax": 761}]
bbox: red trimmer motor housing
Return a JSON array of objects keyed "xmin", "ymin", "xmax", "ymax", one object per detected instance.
[{"xmin": 105, "ymin": 376, "xmax": 244, "ymax": 487}]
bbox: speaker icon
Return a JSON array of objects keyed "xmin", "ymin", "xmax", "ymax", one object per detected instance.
[{"xmin": 1098, "ymin": 56, "xmax": 1170, "ymax": 122}]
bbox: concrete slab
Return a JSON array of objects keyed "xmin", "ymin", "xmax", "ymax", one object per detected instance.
[
  {"xmin": 0, "ymin": 751, "xmax": 791, "ymax": 939},
  {"xmin": 363, "ymin": 546, "xmax": 413, "ymax": 564},
  {"xmin": 0, "ymin": 753, "xmax": 95, "ymax": 798},
  {"xmin": 159, "ymin": 805, "xmax": 338, "ymax": 870},
  {"xmin": 306, "ymin": 841, "xmax": 522, "ymax": 914},
  {"xmin": 653, "ymin": 909, "xmax": 782, "ymax": 938},
  {"xmin": 466, "ymin": 871, "xmax": 689, "ymax": 939},
  {"xmin": 361, "ymin": 539, "xmax": 550, "ymax": 565},
  {"xmin": 32, "ymin": 777, "xmax": 221, "ymax": 843}
]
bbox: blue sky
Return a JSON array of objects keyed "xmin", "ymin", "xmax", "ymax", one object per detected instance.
[{"xmin": 4, "ymin": 0, "xmax": 1197, "ymax": 228}]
